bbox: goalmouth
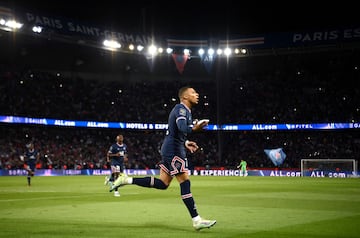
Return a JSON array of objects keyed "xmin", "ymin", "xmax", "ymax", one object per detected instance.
[{"xmin": 300, "ymin": 159, "xmax": 358, "ymax": 177}]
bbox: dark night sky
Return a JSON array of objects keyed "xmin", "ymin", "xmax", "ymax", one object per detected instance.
[{"xmin": 2, "ymin": 0, "xmax": 360, "ymax": 38}]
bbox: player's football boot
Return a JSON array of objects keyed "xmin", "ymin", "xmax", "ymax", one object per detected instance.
[
  {"xmin": 193, "ymin": 218, "xmax": 217, "ymax": 231},
  {"xmin": 109, "ymin": 174, "xmax": 128, "ymax": 192}
]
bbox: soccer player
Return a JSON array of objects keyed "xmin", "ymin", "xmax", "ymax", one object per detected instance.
[
  {"xmin": 237, "ymin": 159, "xmax": 248, "ymax": 177},
  {"xmin": 22, "ymin": 142, "xmax": 40, "ymax": 186},
  {"xmin": 105, "ymin": 134, "xmax": 128, "ymax": 197},
  {"xmin": 110, "ymin": 86, "xmax": 216, "ymax": 230}
]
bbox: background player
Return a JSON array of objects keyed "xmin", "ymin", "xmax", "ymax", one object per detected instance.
[
  {"xmin": 21, "ymin": 142, "xmax": 40, "ymax": 186},
  {"xmin": 237, "ymin": 159, "xmax": 248, "ymax": 177},
  {"xmin": 105, "ymin": 134, "xmax": 128, "ymax": 197}
]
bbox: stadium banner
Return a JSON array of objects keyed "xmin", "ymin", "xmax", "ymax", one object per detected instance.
[
  {"xmin": 200, "ymin": 53, "xmax": 216, "ymax": 74},
  {"xmin": 190, "ymin": 169, "xmax": 301, "ymax": 177},
  {"xmin": 1, "ymin": 115, "xmax": 359, "ymax": 131},
  {"xmin": 0, "ymin": 169, "xmax": 159, "ymax": 176},
  {"xmin": 0, "ymin": 5, "xmax": 155, "ymax": 46},
  {"xmin": 0, "ymin": 169, "xmax": 355, "ymax": 177},
  {"xmin": 1, "ymin": 4, "xmax": 359, "ymax": 51}
]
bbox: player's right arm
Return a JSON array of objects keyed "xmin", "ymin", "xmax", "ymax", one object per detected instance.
[
  {"xmin": 185, "ymin": 140, "xmax": 199, "ymax": 153},
  {"xmin": 192, "ymin": 120, "xmax": 208, "ymax": 132},
  {"xmin": 176, "ymin": 118, "xmax": 208, "ymax": 133}
]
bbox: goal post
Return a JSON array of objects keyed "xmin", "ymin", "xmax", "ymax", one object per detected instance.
[{"xmin": 300, "ymin": 159, "xmax": 358, "ymax": 177}]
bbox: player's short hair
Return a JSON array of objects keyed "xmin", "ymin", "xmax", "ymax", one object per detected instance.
[{"xmin": 178, "ymin": 86, "xmax": 191, "ymax": 99}]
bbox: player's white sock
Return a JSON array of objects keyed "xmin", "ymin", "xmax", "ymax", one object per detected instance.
[{"xmin": 192, "ymin": 215, "xmax": 201, "ymax": 222}]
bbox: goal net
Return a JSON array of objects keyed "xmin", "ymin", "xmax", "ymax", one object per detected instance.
[{"xmin": 300, "ymin": 159, "xmax": 358, "ymax": 177}]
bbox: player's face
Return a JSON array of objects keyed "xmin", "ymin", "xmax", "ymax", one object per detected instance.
[
  {"xmin": 117, "ymin": 135, "xmax": 123, "ymax": 143},
  {"xmin": 186, "ymin": 88, "xmax": 199, "ymax": 105}
]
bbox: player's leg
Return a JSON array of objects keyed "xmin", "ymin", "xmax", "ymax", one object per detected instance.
[
  {"xmin": 175, "ymin": 163, "xmax": 216, "ymax": 230},
  {"xmin": 109, "ymin": 172, "xmax": 115, "ymax": 183},
  {"xmin": 104, "ymin": 170, "xmax": 112, "ymax": 186},
  {"xmin": 110, "ymin": 157, "xmax": 175, "ymax": 191},
  {"xmin": 110, "ymin": 169, "xmax": 170, "ymax": 191},
  {"xmin": 27, "ymin": 171, "xmax": 31, "ymax": 186},
  {"xmin": 113, "ymin": 171, "xmax": 120, "ymax": 196},
  {"xmin": 176, "ymin": 172, "xmax": 199, "ymax": 218},
  {"xmin": 107, "ymin": 165, "xmax": 118, "ymax": 187},
  {"xmin": 111, "ymin": 166, "xmax": 121, "ymax": 196},
  {"xmin": 26, "ymin": 165, "xmax": 33, "ymax": 186},
  {"xmin": 110, "ymin": 158, "xmax": 175, "ymax": 191}
]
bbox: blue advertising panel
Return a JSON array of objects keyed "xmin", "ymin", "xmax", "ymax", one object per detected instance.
[
  {"xmin": 1, "ymin": 115, "xmax": 359, "ymax": 131},
  {"xmin": 1, "ymin": 169, "xmax": 356, "ymax": 177}
]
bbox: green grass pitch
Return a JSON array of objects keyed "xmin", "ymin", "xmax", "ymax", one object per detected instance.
[{"xmin": 0, "ymin": 175, "xmax": 359, "ymax": 238}]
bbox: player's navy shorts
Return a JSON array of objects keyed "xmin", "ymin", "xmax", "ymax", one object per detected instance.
[
  {"xmin": 111, "ymin": 164, "xmax": 124, "ymax": 173},
  {"xmin": 158, "ymin": 155, "xmax": 189, "ymax": 176},
  {"xmin": 26, "ymin": 164, "xmax": 36, "ymax": 171}
]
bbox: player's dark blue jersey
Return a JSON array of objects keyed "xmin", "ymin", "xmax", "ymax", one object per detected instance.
[
  {"xmin": 25, "ymin": 149, "xmax": 38, "ymax": 171},
  {"xmin": 161, "ymin": 103, "xmax": 193, "ymax": 158},
  {"xmin": 108, "ymin": 143, "xmax": 127, "ymax": 166}
]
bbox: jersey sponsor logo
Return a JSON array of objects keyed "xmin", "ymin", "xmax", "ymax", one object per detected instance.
[{"xmin": 179, "ymin": 108, "xmax": 186, "ymax": 116}]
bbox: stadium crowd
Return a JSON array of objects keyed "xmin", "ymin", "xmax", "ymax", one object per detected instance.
[{"xmin": 0, "ymin": 49, "xmax": 359, "ymax": 170}]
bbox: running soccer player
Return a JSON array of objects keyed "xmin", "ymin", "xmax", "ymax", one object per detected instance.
[
  {"xmin": 110, "ymin": 86, "xmax": 216, "ymax": 230},
  {"xmin": 105, "ymin": 134, "xmax": 128, "ymax": 197},
  {"xmin": 22, "ymin": 142, "xmax": 40, "ymax": 186}
]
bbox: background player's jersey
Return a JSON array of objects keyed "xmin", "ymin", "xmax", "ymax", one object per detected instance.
[
  {"xmin": 239, "ymin": 161, "xmax": 247, "ymax": 170},
  {"xmin": 161, "ymin": 103, "xmax": 192, "ymax": 158},
  {"xmin": 108, "ymin": 143, "xmax": 127, "ymax": 166},
  {"xmin": 24, "ymin": 149, "xmax": 38, "ymax": 170}
]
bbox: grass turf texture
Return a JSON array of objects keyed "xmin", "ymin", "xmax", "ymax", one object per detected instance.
[{"xmin": 0, "ymin": 176, "xmax": 359, "ymax": 238}]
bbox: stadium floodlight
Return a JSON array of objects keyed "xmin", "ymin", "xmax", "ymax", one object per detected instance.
[
  {"xmin": 183, "ymin": 49, "xmax": 190, "ymax": 56},
  {"xmin": 32, "ymin": 26, "xmax": 42, "ymax": 33},
  {"xmin": 103, "ymin": 40, "xmax": 121, "ymax": 49},
  {"xmin": 224, "ymin": 48, "xmax": 231, "ymax": 56},
  {"xmin": 301, "ymin": 159, "xmax": 358, "ymax": 177},
  {"xmin": 166, "ymin": 48, "xmax": 173, "ymax": 54},
  {"xmin": 207, "ymin": 48, "xmax": 215, "ymax": 56},
  {"xmin": 198, "ymin": 48, "xmax": 205, "ymax": 56},
  {"xmin": 5, "ymin": 20, "xmax": 23, "ymax": 29},
  {"xmin": 0, "ymin": 19, "xmax": 23, "ymax": 31},
  {"xmin": 148, "ymin": 45, "xmax": 157, "ymax": 55},
  {"xmin": 137, "ymin": 45, "xmax": 144, "ymax": 52}
]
